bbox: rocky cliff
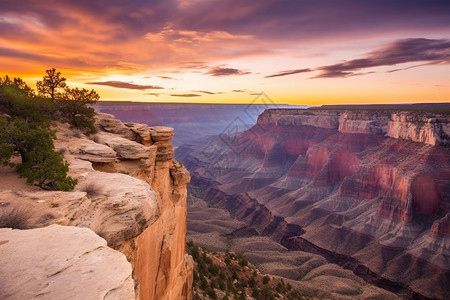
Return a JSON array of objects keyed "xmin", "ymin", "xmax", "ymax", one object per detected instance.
[
  {"xmin": 177, "ymin": 108, "xmax": 450, "ymax": 300},
  {"xmin": 0, "ymin": 113, "xmax": 192, "ymax": 300}
]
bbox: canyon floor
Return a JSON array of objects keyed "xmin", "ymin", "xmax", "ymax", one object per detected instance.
[{"xmin": 186, "ymin": 189, "xmax": 401, "ymax": 300}]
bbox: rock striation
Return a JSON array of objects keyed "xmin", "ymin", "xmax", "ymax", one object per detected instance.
[
  {"xmin": 0, "ymin": 113, "xmax": 192, "ymax": 300},
  {"xmin": 178, "ymin": 108, "xmax": 450, "ymax": 300}
]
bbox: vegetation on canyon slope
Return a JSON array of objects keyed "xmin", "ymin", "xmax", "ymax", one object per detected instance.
[
  {"xmin": 0, "ymin": 69, "xmax": 99, "ymax": 190},
  {"xmin": 187, "ymin": 241, "xmax": 313, "ymax": 300}
]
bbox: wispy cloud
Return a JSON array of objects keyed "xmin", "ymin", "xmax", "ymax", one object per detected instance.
[
  {"xmin": 265, "ymin": 68, "xmax": 312, "ymax": 78},
  {"xmin": 158, "ymin": 75, "xmax": 176, "ymax": 80},
  {"xmin": 178, "ymin": 61, "xmax": 209, "ymax": 69},
  {"xmin": 170, "ymin": 93, "xmax": 201, "ymax": 97},
  {"xmin": 206, "ymin": 66, "xmax": 251, "ymax": 76},
  {"xmin": 87, "ymin": 81, "xmax": 163, "ymax": 90},
  {"xmin": 193, "ymin": 90, "xmax": 218, "ymax": 95},
  {"xmin": 314, "ymin": 38, "xmax": 450, "ymax": 78},
  {"xmin": 146, "ymin": 92, "xmax": 162, "ymax": 97}
]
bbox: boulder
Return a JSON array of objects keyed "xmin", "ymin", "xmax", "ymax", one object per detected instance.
[
  {"xmin": 0, "ymin": 225, "xmax": 135, "ymax": 300},
  {"xmin": 125, "ymin": 123, "xmax": 153, "ymax": 146},
  {"xmin": 104, "ymin": 136, "xmax": 155, "ymax": 160},
  {"xmin": 71, "ymin": 171, "xmax": 160, "ymax": 249},
  {"xmin": 95, "ymin": 113, "xmax": 136, "ymax": 140},
  {"xmin": 150, "ymin": 126, "xmax": 174, "ymax": 142},
  {"xmin": 78, "ymin": 141, "xmax": 117, "ymax": 163}
]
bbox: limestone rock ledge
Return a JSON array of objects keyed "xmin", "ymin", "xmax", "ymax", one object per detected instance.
[
  {"xmin": 0, "ymin": 113, "xmax": 192, "ymax": 300},
  {"xmin": 0, "ymin": 225, "xmax": 135, "ymax": 300}
]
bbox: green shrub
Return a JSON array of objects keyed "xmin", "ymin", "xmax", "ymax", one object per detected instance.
[{"xmin": 0, "ymin": 85, "xmax": 77, "ymax": 191}]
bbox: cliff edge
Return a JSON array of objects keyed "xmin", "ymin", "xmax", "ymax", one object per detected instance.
[{"xmin": 0, "ymin": 113, "xmax": 192, "ymax": 300}]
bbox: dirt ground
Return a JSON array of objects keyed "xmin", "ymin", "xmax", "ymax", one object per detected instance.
[{"xmin": 0, "ymin": 165, "xmax": 41, "ymax": 193}]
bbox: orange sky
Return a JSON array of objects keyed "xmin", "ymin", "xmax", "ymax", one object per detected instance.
[{"xmin": 1, "ymin": 0, "xmax": 449, "ymax": 105}]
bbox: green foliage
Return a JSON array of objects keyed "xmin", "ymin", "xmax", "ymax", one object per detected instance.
[
  {"xmin": 18, "ymin": 148, "xmax": 77, "ymax": 191},
  {"xmin": 59, "ymin": 87, "xmax": 99, "ymax": 133},
  {"xmin": 0, "ymin": 85, "xmax": 77, "ymax": 191},
  {"xmin": 248, "ymin": 275, "xmax": 256, "ymax": 288},
  {"xmin": 0, "ymin": 68, "xmax": 100, "ymax": 189},
  {"xmin": 13, "ymin": 77, "xmax": 34, "ymax": 97},
  {"xmin": 186, "ymin": 241, "xmax": 312, "ymax": 300},
  {"xmin": 0, "ymin": 118, "xmax": 15, "ymax": 166},
  {"xmin": 36, "ymin": 68, "xmax": 67, "ymax": 100}
]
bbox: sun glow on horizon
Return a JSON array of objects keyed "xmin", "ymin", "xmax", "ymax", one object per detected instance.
[{"xmin": 0, "ymin": 1, "xmax": 449, "ymax": 105}]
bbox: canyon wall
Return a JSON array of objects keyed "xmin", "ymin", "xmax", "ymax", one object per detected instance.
[
  {"xmin": 178, "ymin": 108, "xmax": 450, "ymax": 300},
  {"xmin": 0, "ymin": 113, "xmax": 192, "ymax": 300}
]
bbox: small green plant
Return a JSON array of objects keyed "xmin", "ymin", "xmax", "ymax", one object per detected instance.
[{"xmin": 50, "ymin": 203, "xmax": 59, "ymax": 208}]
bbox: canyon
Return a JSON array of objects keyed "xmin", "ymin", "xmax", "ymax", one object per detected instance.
[
  {"xmin": 177, "ymin": 107, "xmax": 450, "ymax": 300},
  {"xmin": 0, "ymin": 113, "xmax": 192, "ymax": 300},
  {"xmin": 92, "ymin": 101, "xmax": 304, "ymax": 147}
]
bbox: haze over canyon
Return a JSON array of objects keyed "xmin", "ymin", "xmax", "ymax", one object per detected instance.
[{"xmin": 94, "ymin": 102, "xmax": 450, "ymax": 299}]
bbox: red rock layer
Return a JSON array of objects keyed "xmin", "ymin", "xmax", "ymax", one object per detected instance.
[{"xmin": 178, "ymin": 109, "xmax": 450, "ymax": 300}]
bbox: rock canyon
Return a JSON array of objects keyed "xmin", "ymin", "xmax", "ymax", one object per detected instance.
[
  {"xmin": 0, "ymin": 113, "xmax": 192, "ymax": 300},
  {"xmin": 177, "ymin": 108, "xmax": 450, "ymax": 300}
]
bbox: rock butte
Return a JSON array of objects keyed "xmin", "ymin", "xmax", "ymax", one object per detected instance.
[
  {"xmin": 0, "ymin": 113, "xmax": 192, "ymax": 300},
  {"xmin": 178, "ymin": 109, "xmax": 450, "ymax": 300}
]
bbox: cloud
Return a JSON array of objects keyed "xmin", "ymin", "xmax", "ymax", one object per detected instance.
[
  {"xmin": 314, "ymin": 38, "xmax": 450, "ymax": 78},
  {"xmin": 206, "ymin": 67, "xmax": 251, "ymax": 76},
  {"xmin": 158, "ymin": 75, "xmax": 175, "ymax": 80},
  {"xmin": 146, "ymin": 93, "xmax": 162, "ymax": 97},
  {"xmin": 87, "ymin": 81, "xmax": 163, "ymax": 90},
  {"xmin": 265, "ymin": 68, "xmax": 312, "ymax": 78},
  {"xmin": 193, "ymin": 90, "xmax": 217, "ymax": 95},
  {"xmin": 386, "ymin": 62, "xmax": 433, "ymax": 73},
  {"xmin": 170, "ymin": 93, "xmax": 201, "ymax": 97},
  {"xmin": 1, "ymin": 1, "xmax": 450, "ymax": 87},
  {"xmin": 232, "ymin": 89, "xmax": 246, "ymax": 92},
  {"xmin": 178, "ymin": 61, "xmax": 209, "ymax": 69}
]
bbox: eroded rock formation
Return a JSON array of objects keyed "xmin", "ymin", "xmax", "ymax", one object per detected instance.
[
  {"xmin": 178, "ymin": 109, "xmax": 450, "ymax": 300},
  {"xmin": 0, "ymin": 113, "xmax": 192, "ymax": 300}
]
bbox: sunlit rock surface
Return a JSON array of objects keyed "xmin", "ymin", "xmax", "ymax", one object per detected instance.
[
  {"xmin": 0, "ymin": 225, "xmax": 135, "ymax": 300},
  {"xmin": 0, "ymin": 113, "xmax": 192, "ymax": 300}
]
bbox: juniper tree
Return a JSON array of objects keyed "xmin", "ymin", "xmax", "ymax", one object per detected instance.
[{"xmin": 36, "ymin": 68, "xmax": 67, "ymax": 101}]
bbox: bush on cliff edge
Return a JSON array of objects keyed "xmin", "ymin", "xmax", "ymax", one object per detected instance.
[{"xmin": 0, "ymin": 84, "xmax": 77, "ymax": 191}]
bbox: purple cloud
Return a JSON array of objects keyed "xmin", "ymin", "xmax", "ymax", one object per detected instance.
[
  {"xmin": 314, "ymin": 38, "xmax": 450, "ymax": 78},
  {"xmin": 170, "ymin": 93, "xmax": 201, "ymax": 97},
  {"xmin": 87, "ymin": 81, "xmax": 163, "ymax": 90},
  {"xmin": 265, "ymin": 68, "xmax": 312, "ymax": 78},
  {"xmin": 193, "ymin": 90, "xmax": 218, "ymax": 95},
  {"xmin": 206, "ymin": 67, "xmax": 251, "ymax": 76}
]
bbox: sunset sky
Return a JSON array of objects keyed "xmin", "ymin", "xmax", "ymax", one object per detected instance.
[{"xmin": 1, "ymin": 0, "xmax": 449, "ymax": 105}]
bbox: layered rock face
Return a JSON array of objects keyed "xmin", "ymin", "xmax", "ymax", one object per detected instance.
[
  {"xmin": 178, "ymin": 109, "xmax": 450, "ymax": 300},
  {"xmin": 0, "ymin": 113, "xmax": 192, "ymax": 300}
]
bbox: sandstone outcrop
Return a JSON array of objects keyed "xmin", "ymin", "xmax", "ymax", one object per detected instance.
[
  {"xmin": 0, "ymin": 113, "xmax": 192, "ymax": 300},
  {"xmin": 0, "ymin": 225, "xmax": 135, "ymax": 300},
  {"xmin": 178, "ymin": 108, "xmax": 450, "ymax": 300}
]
